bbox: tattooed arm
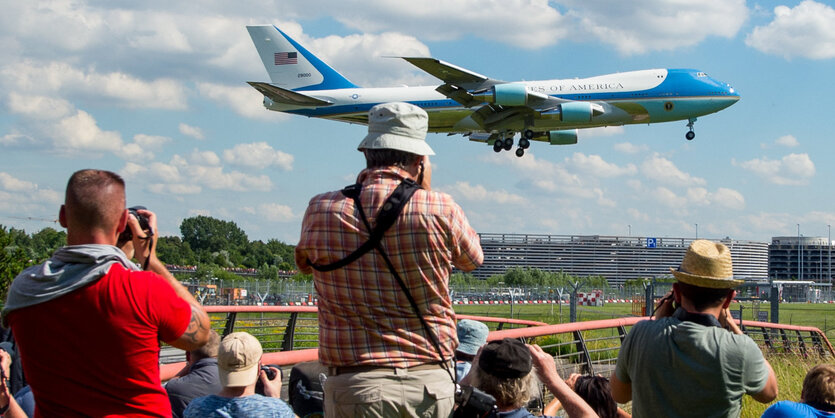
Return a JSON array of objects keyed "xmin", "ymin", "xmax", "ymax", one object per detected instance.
[{"xmin": 146, "ymin": 256, "xmax": 211, "ymax": 351}]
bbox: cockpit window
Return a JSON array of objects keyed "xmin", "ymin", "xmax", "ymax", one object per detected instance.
[{"xmin": 696, "ymin": 72, "xmax": 708, "ymax": 77}]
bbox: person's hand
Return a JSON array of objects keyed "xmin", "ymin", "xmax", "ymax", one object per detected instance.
[
  {"xmin": 653, "ymin": 291, "xmax": 675, "ymax": 318},
  {"xmin": 528, "ymin": 344, "xmax": 560, "ymax": 387},
  {"xmin": 260, "ymin": 366, "xmax": 282, "ymax": 398},
  {"xmin": 0, "ymin": 350, "xmax": 10, "ymax": 381},
  {"xmin": 719, "ymin": 307, "xmax": 743, "ymax": 334},
  {"xmin": 125, "ymin": 209, "xmax": 158, "ymax": 267}
]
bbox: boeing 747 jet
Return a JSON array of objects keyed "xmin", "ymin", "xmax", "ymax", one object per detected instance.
[{"xmin": 247, "ymin": 25, "xmax": 740, "ymax": 157}]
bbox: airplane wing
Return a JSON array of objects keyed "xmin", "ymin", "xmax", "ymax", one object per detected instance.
[
  {"xmin": 246, "ymin": 82, "xmax": 333, "ymax": 107},
  {"xmin": 401, "ymin": 57, "xmax": 496, "ymax": 87},
  {"xmin": 403, "ymin": 57, "xmax": 570, "ymax": 112}
]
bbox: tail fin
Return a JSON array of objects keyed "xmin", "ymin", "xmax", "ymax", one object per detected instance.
[{"xmin": 246, "ymin": 25, "xmax": 358, "ymax": 91}]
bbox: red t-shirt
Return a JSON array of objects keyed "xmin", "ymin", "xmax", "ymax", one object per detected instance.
[{"xmin": 7, "ymin": 263, "xmax": 191, "ymax": 417}]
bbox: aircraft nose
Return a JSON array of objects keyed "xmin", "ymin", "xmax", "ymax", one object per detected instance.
[{"xmin": 726, "ymin": 84, "xmax": 740, "ymax": 100}]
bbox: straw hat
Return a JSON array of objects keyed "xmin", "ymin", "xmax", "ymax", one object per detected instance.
[
  {"xmin": 357, "ymin": 102, "xmax": 435, "ymax": 156},
  {"xmin": 670, "ymin": 240, "xmax": 743, "ymax": 289}
]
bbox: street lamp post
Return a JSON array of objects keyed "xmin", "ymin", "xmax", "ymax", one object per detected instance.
[
  {"xmin": 628, "ymin": 224, "xmax": 631, "ymax": 237},
  {"xmin": 798, "ymin": 224, "xmax": 801, "ymax": 280},
  {"xmin": 695, "ymin": 223, "xmax": 699, "ymax": 239}
]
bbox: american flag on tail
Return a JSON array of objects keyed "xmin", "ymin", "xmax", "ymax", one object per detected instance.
[{"xmin": 274, "ymin": 52, "xmax": 298, "ymax": 65}]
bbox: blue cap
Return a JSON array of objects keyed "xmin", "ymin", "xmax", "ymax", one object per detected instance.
[{"xmin": 456, "ymin": 319, "xmax": 489, "ymax": 356}]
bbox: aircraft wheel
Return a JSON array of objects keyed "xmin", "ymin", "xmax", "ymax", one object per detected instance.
[
  {"xmin": 524, "ymin": 129, "xmax": 534, "ymax": 139},
  {"xmin": 519, "ymin": 138, "xmax": 530, "ymax": 149},
  {"xmin": 503, "ymin": 141, "xmax": 513, "ymax": 151},
  {"xmin": 686, "ymin": 131, "xmax": 695, "ymax": 140},
  {"xmin": 515, "ymin": 148, "xmax": 525, "ymax": 157},
  {"xmin": 493, "ymin": 143, "xmax": 503, "ymax": 153}
]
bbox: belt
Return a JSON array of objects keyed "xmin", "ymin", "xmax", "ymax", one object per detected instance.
[{"xmin": 328, "ymin": 361, "xmax": 450, "ymax": 376}]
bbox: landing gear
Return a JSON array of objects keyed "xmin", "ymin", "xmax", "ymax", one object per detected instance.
[
  {"xmin": 491, "ymin": 133, "xmax": 528, "ymax": 157},
  {"xmin": 523, "ymin": 129, "xmax": 535, "ymax": 139},
  {"xmin": 685, "ymin": 118, "xmax": 697, "ymax": 141}
]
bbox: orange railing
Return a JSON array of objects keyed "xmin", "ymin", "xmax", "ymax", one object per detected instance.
[{"xmin": 160, "ymin": 308, "xmax": 833, "ymax": 382}]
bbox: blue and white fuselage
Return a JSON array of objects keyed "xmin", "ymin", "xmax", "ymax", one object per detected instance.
[{"xmin": 247, "ymin": 25, "xmax": 739, "ymax": 156}]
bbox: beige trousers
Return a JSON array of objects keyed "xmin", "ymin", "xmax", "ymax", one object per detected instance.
[{"xmin": 324, "ymin": 367, "xmax": 455, "ymax": 418}]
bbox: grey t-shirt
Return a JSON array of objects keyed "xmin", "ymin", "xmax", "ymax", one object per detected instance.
[
  {"xmin": 615, "ymin": 316, "xmax": 770, "ymax": 418},
  {"xmin": 183, "ymin": 394, "xmax": 295, "ymax": 418}
]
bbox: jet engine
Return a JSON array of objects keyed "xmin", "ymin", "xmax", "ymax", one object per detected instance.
[
  {"xmin": 541, "ymin": 102, "xmax": 605, "ymax": 123},
  {"xmin": 471, "ymin": 83, "xmax": 529, "ymax": 106},
  {"xmin": 547, "ymin": 130, "xmax": 578, "ymax": 145}
]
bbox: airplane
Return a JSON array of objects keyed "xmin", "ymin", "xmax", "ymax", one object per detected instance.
[{"xmin": 246, "ymin": 25, "xmax": 740, "ymax": 157}]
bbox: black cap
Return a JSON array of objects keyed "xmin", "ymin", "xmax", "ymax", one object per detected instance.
[{"xmin": 478, "ymin": 338, "xmax": 532, "ymax": 379}]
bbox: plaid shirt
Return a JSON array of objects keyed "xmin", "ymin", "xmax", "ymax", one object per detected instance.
[{"xmin": 295, "ymin": 166, "xmax": 483, "ymax": 368}]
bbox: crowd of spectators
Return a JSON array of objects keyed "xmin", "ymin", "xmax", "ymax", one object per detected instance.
[{"xmin": 1, "ymin": 107, "xmax": 833, "ymax": 418}]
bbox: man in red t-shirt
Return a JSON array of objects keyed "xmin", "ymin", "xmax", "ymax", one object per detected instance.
[{"xmin": 2, "ymin": 169, "xmax": 211, "ymax": 417}]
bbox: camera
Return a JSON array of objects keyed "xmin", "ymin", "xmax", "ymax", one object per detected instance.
[
  {"xmin": 453, "ymin": 384, "xmax": 497, "ymax": 418},
  {"xmin": 255, "ymin": 365, "xmax": 283, "ymax": 396},
  {"xmin": 261, "ymin": 365, "xmax": 279, "ymax": 380},
  {"xmin": 118, "ymin": 206, "xmax": 151, "ymax": 242}
]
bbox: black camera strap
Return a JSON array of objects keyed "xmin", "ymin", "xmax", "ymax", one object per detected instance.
[
  {"xmin": 309, "ymin": 178, "xmax": 456, "ymax": 384},
  {"xmin": 309, "ymin": 179, "xmax": 418, "ymax": 272}
]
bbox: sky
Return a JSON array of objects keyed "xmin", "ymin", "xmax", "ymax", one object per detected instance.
[{"xmin": 2, "ymin": 0, "xmax": 835, "ymax": 245}]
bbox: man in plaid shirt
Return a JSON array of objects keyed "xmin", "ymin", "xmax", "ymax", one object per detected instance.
[{"xmin": 295, "ymin": 102, "xmax": 483, "ymax": 417}]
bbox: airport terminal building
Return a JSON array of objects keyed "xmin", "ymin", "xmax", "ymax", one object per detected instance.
[
  {"xmin": 769, "ymin": 236, "xmax": 834, "ymax": 283},
  {"xmin": 472, "ymin": 233, "xmax": 770, "ymax": 285}
]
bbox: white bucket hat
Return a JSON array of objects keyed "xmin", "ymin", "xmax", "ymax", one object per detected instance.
[{"xmin": 357, "ymin": 102, "xmax": 435, "ymax": 156}]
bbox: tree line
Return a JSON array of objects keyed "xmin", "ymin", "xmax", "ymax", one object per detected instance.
[
  {"xmin": 2, "ymin": 216, "xmax": 624, "ymax": 303},
  {"xmin": 0, "ymin": 215, "xmax": 299, "ymax": 302}
]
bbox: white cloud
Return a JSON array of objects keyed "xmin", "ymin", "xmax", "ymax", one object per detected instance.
[
  {"xmin": 121, "ymin": 152, "xmax": 274, "ymax": 194},
  {"xmin": 51, "ymin": 109, "xmax": 124, "ymax": 153},
  {"xmin": 564, "ymin": 152, "xmax": 637, "ymax": 178},
  {"xmin": 640, "ymin": 153, "xmax": 706, "ymax": 186},
  {"xmin": 6, "ymin": 92, "xmax": 125, "ymax": 154},
  {"xmin": 746, "ymin": 1, "xmax": 835, "ymax": 60},
  {"xmin": 735, "ymin": 153, "xmax": 816, "ymax": 185},
  {"xmin": 775, "ymin": 135, "xmax": 799, "ymax": 148},
  {"xmin": 562, "ymin": 0, "xmax": 748, "ymax": 54},
  {"xmin": 614, "ymin": 142, "xmax": 649, "ymax": 154},
  {"xmin": 444, "ymin": 181, "xmax": 526, "ymax": 205},
  {"xmin": 179, "ymin": 123, "xmax": 204, "ymax": 140},
  {"xmin": 223, "ymin": 142, "xmax": 294, "ymax": 171},
  {"xmin": 257, "ymin": 203, "xmax": 296, "ymax": 222},
  {"xmin": 196, "ymin": 82, "xmax": 280, "ymax": 121},
  {"xmin": 0, "ymin": 172, "xmax": 62, "ymax": 216},
  {"xmin": 323, "ymin": 0, "xmax": 568, "ymax": 50},
  {"xmin": 713, "ymin": 188, "xmax": 745, "ymax": 210},
  {"xmin": 304, "ymin": 32, "xmax": 434, "ymax": 87},
  {"xmin": 189, "ymin": 150, "xmax": 222, "ymax": 166},
  {"xmin": 1, "ymin": 61, "xmax": 186, "ymax": 109},
  {"xmin": 0, "ymin": 172, "xmax": 37, "ymax": 192},
  {"xmin": 133, "ymin": 134, "xmax": 170, "ymax": 149},
  {"xmin": 7, "ymin": 93, "xmax": 73, "ymax": 120},
  {"xmin": 148, "ymin": 183, "xmax": 202, "ymax": 195},
  {"xmin": 652, "ymin": 187, "xmax": 688, "ymax": 209}
]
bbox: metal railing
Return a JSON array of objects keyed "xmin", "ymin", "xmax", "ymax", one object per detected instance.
[{"xmin": 160, "ymin": 307, "xmax": 834, "ymax": 384}]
